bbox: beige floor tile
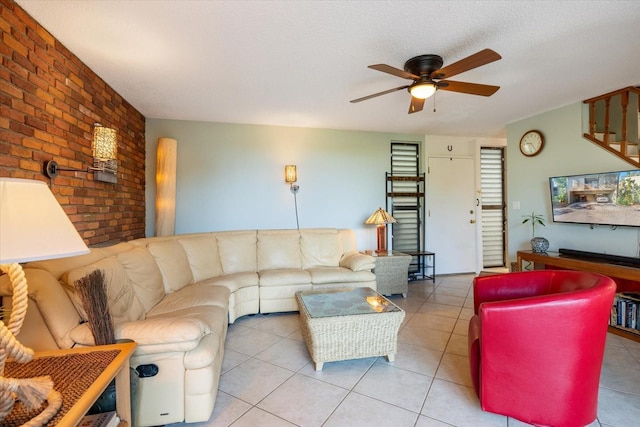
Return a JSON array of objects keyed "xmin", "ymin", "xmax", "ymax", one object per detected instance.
[
  {"xmin": 323, "ymin": 392, "xmax": 419, "ymax": 427},
  {"xmin": 224, "ymin": 327, "xmax": 283, "ymax": 356},
  {"xmin": 354, "ymin": 362, "xmax": 432, "ymax": 412},
  {"xmin": 600, "ymin": 344, "xmax": 640, "ymax": 395},
  {"xmin": 406, "ymin": 311, "xmax": 457, "ymax": 333},
  {"xmin": 422, "ymin": 379, "xmax": 507, "ymax": 427},
  {"xmin": 164, "ymin": 391, "xmax": 251, "ymax": 427},
  {"xmin": 258, "ymin": 373, "xmax": 349, "ymax": 427},
  {"xmin": 218, "ymin": 358, "xmax": 293, "ymax": 404},
  {"xmin": 221, "ymin": 348, "xmax": 250, "ymax": 374},
  {"xmin": 428, "ymin": 293, "xmax": 467, "ymax": 307},
  {"xmin": 297, "ymin": 356, "xmax": 376, "ymax": 389},
  {"xmin": 253, "ymin": 337, "xmax": 311, "ymax": 371},
  {"xmin": 398, "ymin": 325, "xmax": 451, "ymax": 351},
  {"xmin": 435, "ymin": 353, "xmax": 473, "ymax": 387},
  {"xmin": 226, "ymin": 407, "xmax": 296, "ymax": 427},
  {"xmin": 597, "ymin": 386, "xmax": 640, "ymax": 426},
  {"xmin": 252, "ymin": 312, "xmax": 300, "ymax": 337},
  {"xmin": 458, "ymin": 307, "xmax": 474, "ymax": 321},
  {"xmin": 432, "ymin": 286, "xmax": 469, "ymax": 298},
  {"xmin": 418, "ymin": 301, "xmax": 462, "ymax": 318},
  {"xmin": 377, "ymin": 341, "xmax": 443, "ymax": 376},
  {"xmin": 415, "ymin": 415, "xmax": 462, "ymax": 426},
  {"xmin": 453, "ymin": 319, "xmax": 469, "ymax": 336},
  {"xmin": 445, "ymin": 333, "xmax": 468, "ymax": 357}
]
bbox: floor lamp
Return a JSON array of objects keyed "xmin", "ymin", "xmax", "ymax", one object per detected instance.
[
  {"xmin": 365, "ymin": 207, "xmax": 397, "ymax": 253},
  {"xmin": 0, "ymin": 178, "xmax": 89, "ymax": 424}
]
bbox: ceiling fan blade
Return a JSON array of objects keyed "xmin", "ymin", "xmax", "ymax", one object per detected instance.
[
  {"xmin": 368, "ymin": 64, "xmax": 419, "ymax": 80},
  {"xmin": 408, "ymin": 97, "xmax": 425, "ymax": 114},
  {"xmin": 350, "ymin": 85, "xmax": 409, "ymax": 103},
  {"xmin": 438, "ymin": 80, "xmax": 500, "ymax": 96},
  {"xmin": 431, "ymin": 48, "xmax": 501, "ymax": 80}
]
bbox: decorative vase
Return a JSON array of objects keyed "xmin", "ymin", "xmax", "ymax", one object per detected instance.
[{"xmin": 531, "ymin": 237, "xmax": 549, "ymax": 253}]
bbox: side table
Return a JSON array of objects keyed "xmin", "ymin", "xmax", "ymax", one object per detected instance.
[
  {"xmin": 404, "ymin": 250, "xmax": 436, "ymax": 283},
  {"xmin": 372, "ymin": 251, "xmax": 411, "ymax": 298},
  {"xmin": 4, "ymin": 341, "xmax": 137, "ymax": 427}
]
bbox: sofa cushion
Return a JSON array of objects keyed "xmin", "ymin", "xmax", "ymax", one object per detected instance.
[
  {"xmin": 216, "ymin": 231, "xmax": 257, "ymax": 274},
  {"xmin": 259, "ymin": 269, "xmax": 311, "ymax": 287},
  {"xmin": 257, "ymin": 230, "xmax": 302, "ymax": 270},
  {"xmin": 63, "ymin": 256, "xmax": 146, "ymax": 325},
  {"xmin": 147, "ymin": 283, "xmax": 230, "ymax": 317},
  {"xmin": 69, "ymin": 313, "xmax": 213, "ymax": 355},
  {"xmin": 339, "ymin": 250, "xmax": 376, "ymax": 271},
  {"xmin": 307, "ymin": 267, "xmax": 375, "ymax": 284},
  {"xmin": 203, "ymin": 272, "xmax": 259, "ymax": 293},
  {"xmin": 117, "ymin": 246, "xmax": 165, "ymax": 311},
  {"xmin": 147, "ymin": 239, "xmax": 194, "ymax": 293},
  {"xmin": 300, "ymin": 230, "xmax": 342, "ymax": 268},
  {"xmin": 179, "ymin": 235, "xmax": 224, "ymax": 281}
]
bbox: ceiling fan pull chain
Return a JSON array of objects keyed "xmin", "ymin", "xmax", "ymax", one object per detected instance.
[{"xmin": 433, "ymin": 92, "xmax": 437, "ymax": 112}]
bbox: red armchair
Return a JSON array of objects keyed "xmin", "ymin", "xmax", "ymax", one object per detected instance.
[{"xmin": 468, "ymin": 270, "xmax": 616, "ymax": 427}]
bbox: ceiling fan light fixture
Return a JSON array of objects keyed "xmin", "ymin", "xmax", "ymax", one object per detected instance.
[{"xmin": 409, "ymin": 82, "xmax": 437, "ymax": 99}]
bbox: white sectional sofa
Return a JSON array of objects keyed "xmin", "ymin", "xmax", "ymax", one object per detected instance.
[{"xmin": 0, "ymin": 228, "xmax": 375, "ymax": 426}]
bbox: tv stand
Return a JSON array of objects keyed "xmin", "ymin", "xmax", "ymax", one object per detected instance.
[
  {"xmin": 517, "ymin": 250, "xmax": 640, "ymax": 342},
  {"xmin": 558, "ymin": 248, "xmax": 640, "ymax": 267}
]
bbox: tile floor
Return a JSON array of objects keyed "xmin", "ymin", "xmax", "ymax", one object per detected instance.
[{"xmin": 168, "ymin": 274, "xmax": 640, "ymax": 427}]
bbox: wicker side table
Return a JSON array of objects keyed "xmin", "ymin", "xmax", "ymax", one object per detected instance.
[{"xmin": 373, "ymin": 251, "xmax": 411, "ymax": 298}]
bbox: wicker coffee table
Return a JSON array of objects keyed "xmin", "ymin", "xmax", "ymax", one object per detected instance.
[{"xmin": 295, "ymin": 287, "xmax": 405, "ymax": 371}]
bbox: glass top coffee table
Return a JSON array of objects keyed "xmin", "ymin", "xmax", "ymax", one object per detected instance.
[{"xmin": 295, "ymin": 287, "xmax": 405, "ymax": 371}]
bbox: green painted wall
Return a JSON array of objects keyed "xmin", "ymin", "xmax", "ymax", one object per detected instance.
[
  {"xmin": 506, "ymin": 102, "xmax": 639, "ymax": 264},
  {"xmin": 145, "ymin": 119, "xmax": 423, "ymax": 248}
]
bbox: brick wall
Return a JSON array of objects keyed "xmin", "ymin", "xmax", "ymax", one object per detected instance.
[{"xmin": 0, "ymin": 0, "xmax": 146, "ymax": 246}]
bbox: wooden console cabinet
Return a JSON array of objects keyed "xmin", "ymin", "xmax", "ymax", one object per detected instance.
[{"xmin": 517, "ymin": 250, "xmax": 640, "ymax": 342}]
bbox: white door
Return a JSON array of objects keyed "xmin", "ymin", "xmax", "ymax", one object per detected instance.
[{"xmin": 427, "ymin": 156, "xmax": 477, "ymax": 274}]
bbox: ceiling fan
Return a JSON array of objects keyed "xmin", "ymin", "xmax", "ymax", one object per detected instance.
[{"xmin": 350, "ymin": 48, "xmax": 502, "ymax": 114}]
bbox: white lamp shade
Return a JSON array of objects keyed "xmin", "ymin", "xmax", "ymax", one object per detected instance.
[{"xmin": 0, "ymin": 178, "xmax": 89, "ymax": 263}]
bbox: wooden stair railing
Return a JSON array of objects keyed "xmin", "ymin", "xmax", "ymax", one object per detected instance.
[{"xmin": 583, "ymin": 86, "xmax": 640, "ymax": 168}]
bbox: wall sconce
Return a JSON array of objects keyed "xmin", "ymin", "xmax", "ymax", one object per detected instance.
[
  {"xmin": 91, "ymin": 124, "xmax": 118, "ymax": 183},
  {"xmin": 284, "ymin": 165, "xmax": 300, "ymax": 229},
  {"xmin": 284, "ymin": 165, "xmax": 299, "ymax": 194},
  {"xmin": 43, "ymin": 123, "xmax": 118, "ymax": 183},
  {"xmin": 365, "ymin": 207, "xmax": 397, "ymax": 253}
]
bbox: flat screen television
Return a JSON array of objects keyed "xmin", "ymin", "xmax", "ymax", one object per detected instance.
[{"xmin": 549, "ymin": 169, "xmax": 640, "ymax": 227}]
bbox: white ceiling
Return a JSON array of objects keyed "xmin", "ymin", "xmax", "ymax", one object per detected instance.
[{"xmin": 16, "ymin": 0, "xmax": 640, "ymax": 138}]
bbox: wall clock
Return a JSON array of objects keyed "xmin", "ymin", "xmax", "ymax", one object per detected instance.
[{"xmin": 519, "ymin": 130, "xmax": 544, "ymax": 157}]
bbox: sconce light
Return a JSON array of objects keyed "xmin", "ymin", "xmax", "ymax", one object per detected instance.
[
  {"xmin": 43, "ymin": 123, "xmax": 118, "ymax": 183},
  {"xmin": 365, "ymin": 207, "xmax": 397, "ymax": 253},
  {"xmin": 284, "ymin": 165, "xmax": 299, "ymax": 194},
  {"xmin": 91, "ymin": 124, "xmax": 118, "ymax": 183},
  {"xmin": 284, "ymin": 165, "xmax": 300, "ymax": 229}
]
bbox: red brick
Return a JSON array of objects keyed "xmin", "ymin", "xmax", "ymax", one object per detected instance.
[
  {"xmin": 2, "ymin": 0, "xmax": 145, "ymax": 242},
  {"xmin": 2, "ymin": 32, "xmax": 28, "ymax": 57}
]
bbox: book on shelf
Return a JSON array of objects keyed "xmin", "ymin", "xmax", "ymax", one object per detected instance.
[
  {"xmin": 611, "ymin": 294, "xmax": 640, "ymax": 332},
  {"xmin": 79, "ymin": 411, "xmax": 119, "ymax": 427}
]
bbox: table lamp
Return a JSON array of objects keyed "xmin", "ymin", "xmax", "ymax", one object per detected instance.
[
  {"xmin": 365, "ymin": 207, "xmax": 397, "ymax": 253},
  {"xmin": 0, "ymin": 178, "xmax": 89, "ymax": 423}
]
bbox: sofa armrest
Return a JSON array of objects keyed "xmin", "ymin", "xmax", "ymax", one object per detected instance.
[
  {"xmin": 339, "ymin": 250, "xmax": 375, "ymax": 271},
  {"xmin": 70, "ymin": 317, "xmax": 211, "ymax": 355}
]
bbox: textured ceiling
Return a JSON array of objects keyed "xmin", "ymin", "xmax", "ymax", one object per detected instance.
[{"xmin": 16, "ymin": 0, "xmax": 640, "ymax": 138}]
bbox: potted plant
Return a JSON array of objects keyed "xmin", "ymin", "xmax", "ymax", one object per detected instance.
[{"xmin": 522, "ymin": 211, "xmax": 549, "ymax": 253}]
